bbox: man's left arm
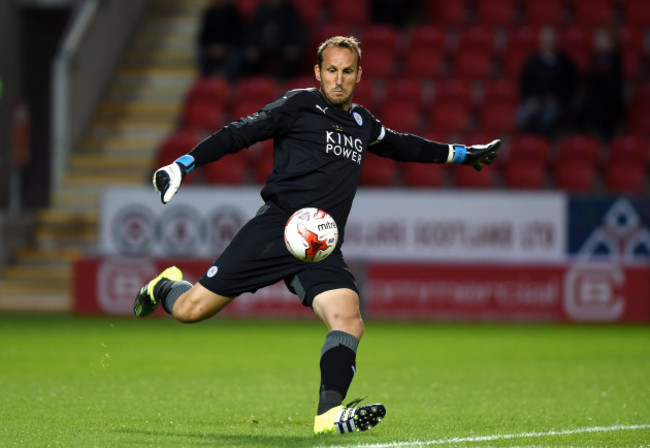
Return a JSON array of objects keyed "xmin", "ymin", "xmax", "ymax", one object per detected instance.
[{"xmin": 369, "ymin": 127, "xmax": 501, "ymax": 172}]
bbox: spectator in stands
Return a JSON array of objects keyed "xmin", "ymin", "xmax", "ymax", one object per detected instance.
[
  {"xmin": 197, "ymin": 0, "xmax": 243, "ymax": 80},
  {"xmin": 370, "ymin": 0, "xmax": 417, "ymax": 28},
  {"xmin": 576, "ymin": 28, "xmax": 624, "ymax": 141},
  {"xmin": 516, "ymin": 27, "xmax": 577, "ymax": 138},
  {"xmin": 241, "ymin": 0, "xmax": 306, "ymax": 77}
]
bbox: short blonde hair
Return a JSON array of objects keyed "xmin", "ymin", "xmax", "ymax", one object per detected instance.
[{"xmin": 317, "ymin": 36, "xmax": 362, "ymax": 69}]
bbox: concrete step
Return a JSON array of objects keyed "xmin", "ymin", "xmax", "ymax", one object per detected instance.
[
  {"xmin": 142, "ymin": 15, "xmax": 200, "ymax": 34},
  {"xmin": 14, "ymin": 247, "xmax": 84, "ymax": 264},
  {"xmin": 107, "ymin": 83, "xmax": 189, "ymax": 102},
  {"xmin": 51, "ymin": 187, "xmax": 102, "ymax": 209},
  {"xmin": 0, "ymin": 280, "xmax": 70, "ymax": 312},
  {"xmin": 96, "ymin": 101, "xmax": 182, "ymax": 117},
  {"xmin": 62, "ymin": 171, "xmax": 145, "ymax": 187},
  {"xmin": 4, "ymin": 264, "xmax": 71, "ymax": 282},
  {"xmin": 69, "ymin": 153, "xmax": 153, "ymax": 171},
  {"xmin": 150, "ymin": 0, "xmax": 209, "ymax": 11},
  {"xmin": 35, "ymin": 225, "xmax": 98, "ymax": 245},
  {"xmin": 80, "ymin": 135, "xmax": 162, "ymax": 152},
  {"xmin": 37, "ymin": 208, "xmax": 98, "ymax": 227},
  {"xmin": 123, "ymin": 50, "xmax": 195, "ymax": 68}
]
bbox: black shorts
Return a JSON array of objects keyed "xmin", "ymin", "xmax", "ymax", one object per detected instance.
[{"xmin": 198, "ymin": 202, "xmax": 358, "ymax": 307}]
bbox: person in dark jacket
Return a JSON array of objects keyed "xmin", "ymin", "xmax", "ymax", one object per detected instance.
[
  {"xmin": 516, "ymin": 27, "xmax": 577, "ymax": 138},
  {"xmin": 197, "ymin": 0, "xmax": 243, "ymax": 80}
]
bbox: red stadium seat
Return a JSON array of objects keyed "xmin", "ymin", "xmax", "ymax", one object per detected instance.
[
  {"xmin": 560, "ymin": 27, "xmax": 594, "ymax": 71},
  {"xmin": 383, "ymin": 79, "xmax": 427, "ymax": 111},
  {"xmin": 403, "ymin": 163, "xmax": 446, "ymax": 188},
  {"xmin": 573, "ymin": 0, "xmax": 614, "ymax": 27},
  {"xmin": 184, "ymin": 77, "xmax": 230, "ymax": 111},
  {"xmin": 553, "ymin": 135, "xmax": 601, "ymax": 192},
  {"xmin": 524, "ymin": 0, "xmax": 566, "ymax": 26},
  {"xmin": 156, "ymin": 130, "xmax": 199, "ymax": 168},
  {"xmin": 330, "ymin": 0, "xmax": 369, "ymax": 27},
  {"xmin": 608, "ymin": 134, "xmax": 649, "ymax": 167},
  {"xmin": 553, "ymin": 159, "xmax": 597, "ymax": 192},
  {"xmin": 509, "ymin": 134, "xmax": 552, "ymax": 166},
  {"xmin": 429, "ymin": 102, "xmax": 471, "ymax": 136},
  {"xmin": 204, "ymin": 151, "xmax": 248, "ymax": 185},
  {"xmin": 312, "ymin": 23, "xmax": 352, "ymax": 49},
  {"xmin": 292, "ymin": 0, "xmax": 323, "ymax": 26},
  {"xmin": 501, "ymin": 49, "xmax": 531, "ymax": 81},
  {"xmin": 623, "ymin": 0, "xmax": 650, "ymax": 27},
  {"xmin": 504, "ymin": 134, "xmax": 552, "ymax": 189},
  {"xmin": 604, "ymin": 160, "xmax": 647, "ymax": 194},
  {"xmin": 482, "ymin": 79, "xmax": 518, "ymax": 106},
  {"xmin": 405, "ymin": 26, "xmax": 448, "ymax": 53},
  {"xmin": 236, "ymin": 0, "xmax": 261, "ymax": 18},
  {"xmin": 556, "ymin": 135, "xmax": 601, "ymax": 165},
  {"xmin": 475, "ymin": 0, "xmax": 517, "ymax": 27},
  {"xmin": 452, "ymin": 48, "xmax": 494, "ymax": 81},
  {"xmin": 285, "ymin": 75, "xmax": 317, "ymax": 92},
  {"xmin": 426, "ymin": 0, "xmax": 470, "ymax": 26},
  {"xmin": 434, "ymin": 79, "xmax": 473, "ymax": 106},
  {"xmin": 403, "ymin": 48, "xmax": 446, "ymax": 81},
  {"xmin": 360, "ymin": 48, "xmax": 396, "ymax": 81},
  {"xmin": 504, "ymin": 158, "xmax": 546, "ymax": 189},
  {"xmin": 360, "ymin": 24, "xmax": 401, "ymax": 56},
  {"xmin": 478, "ymin": 102, "xmax": 517, "ymax": 134},
  {"xmin": 360, "ymin": 153, "xmax": 398, "ymax": 186},
  {"xmin": 380, "ymin": 102, "xmax": 422, "ymax": 134},
  {"xmin": 456, "ymin": 26, "xmax": 497, "ymax": 53},
  {"xmin": 503, "ymin": 26, "xmax": 539, "ymax": 56},
  {"xmin": 231, "ymin": 99, "xmax": 271, "ymax": 121},
  {"xmin": 183, "ymin": 101, "xmax": 227, "ymax": 134},
  {"xmin": 234, "ymin": 76, "xmax": 280, "ymax": 104},
  {"xmin": 626, "ymin": 101, "xmax": 650, "ymax": 135},
  {"xmin": 452, "ymin": 165, "xmax": 495, "ymax": 188}
]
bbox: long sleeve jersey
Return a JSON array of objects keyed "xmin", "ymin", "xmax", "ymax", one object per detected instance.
[{"xmin": 188, "ymin": 87, "xmax": 450, "ymax": 237}]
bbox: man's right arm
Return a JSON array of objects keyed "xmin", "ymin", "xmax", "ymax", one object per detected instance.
[{"xmin": 153, "ymin": 90, "xmax": 301, "ymax": 204}]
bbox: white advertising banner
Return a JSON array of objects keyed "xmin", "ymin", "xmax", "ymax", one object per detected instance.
[{"xmin": 101, "ymin": 187, "xmax": 566, "ymax": 262}]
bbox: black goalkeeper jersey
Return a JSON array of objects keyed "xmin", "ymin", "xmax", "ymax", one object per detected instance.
[{"xmin": 188, "ymin": 87, "xmax": 450, "ymax": 238}]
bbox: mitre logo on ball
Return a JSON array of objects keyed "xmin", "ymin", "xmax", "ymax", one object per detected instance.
[{"xmin": 284, "ymin": 207, "xmax": 338, "ymax": 262}]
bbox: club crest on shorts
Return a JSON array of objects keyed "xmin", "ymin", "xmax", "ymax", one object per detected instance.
[
  {"xmin": 353, "ymin": 112, "xmax": 363, "ymax": 126},
  {"xmin": 207, "ymin": 265, "xmax": 218, "ymax": 278}
]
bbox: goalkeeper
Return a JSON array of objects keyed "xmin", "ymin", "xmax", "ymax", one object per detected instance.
[{"xmin": 134, "ymin": 36, "xmax": 500, "ymax": 435}]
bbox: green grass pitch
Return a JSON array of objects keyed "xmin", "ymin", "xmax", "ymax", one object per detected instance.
[{"xmin": 1, "ymin": 314, "xmax": 648, "ymax": 447}]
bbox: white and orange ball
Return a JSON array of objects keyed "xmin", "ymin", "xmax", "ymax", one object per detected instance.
[{"xmin": 284, "ymin": 208, "xmax": 338, "ymax": 262}]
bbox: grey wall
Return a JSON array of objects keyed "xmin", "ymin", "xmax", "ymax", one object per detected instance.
[
  {"xmin": 0, "ymin": 1, "xmax": 71, "ymax": 210},
  {"xmin": 0, "ymin": 1, "xmax": 24, "ymax": 209}
]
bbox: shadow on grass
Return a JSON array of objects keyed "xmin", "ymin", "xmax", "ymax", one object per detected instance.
[{"xmin": 113, "ymin": 427, "xmax": 347, "ymax": 447}]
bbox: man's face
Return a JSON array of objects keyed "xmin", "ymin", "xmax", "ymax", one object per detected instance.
[{"xmin": 315, "ymin": 46, "xmax": 362, "ymax": 111}]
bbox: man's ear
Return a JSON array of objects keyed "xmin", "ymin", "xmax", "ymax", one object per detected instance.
[
  {"xmin": 356, "ymin": 66, "xmax": 362, "ymax": 83},
  {"xmin": 314, "ymin": 64, "xmax": 321, "ymax": 82}
]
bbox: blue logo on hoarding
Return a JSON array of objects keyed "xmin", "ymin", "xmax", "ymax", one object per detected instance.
[{"xmin": 569, "ymin": 197, "xmax": 650, "ymax": 260}]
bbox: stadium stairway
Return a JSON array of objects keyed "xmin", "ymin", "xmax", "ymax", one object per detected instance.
[{"xmin": 0, "ymin": 0, "xmax": 209, "ymax": 312}]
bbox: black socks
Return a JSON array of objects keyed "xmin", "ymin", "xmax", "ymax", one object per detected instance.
[
  {"xmin": 154, "ymin": 279, "xmax": 192, "ymax": 314},
  {"xmin": 317, "ymin": 330, "xmax": 359, "ymax": 415}
]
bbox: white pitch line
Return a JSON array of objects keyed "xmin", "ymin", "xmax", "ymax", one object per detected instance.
[{"xmin": 317, "ymin": 423, "xmax": 650, "ymax": 448}]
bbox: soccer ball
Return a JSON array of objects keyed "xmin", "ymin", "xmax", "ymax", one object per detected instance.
[{"xmin": 284, "ymin": 207, "xmax": 338, "ymax": 262}]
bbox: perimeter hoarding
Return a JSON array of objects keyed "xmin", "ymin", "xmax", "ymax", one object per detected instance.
[{"xmin": 74, "ymin": 189, "xmax": 649, "ymax": 323}]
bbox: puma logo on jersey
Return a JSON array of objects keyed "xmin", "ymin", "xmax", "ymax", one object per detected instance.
[{"xmin": 316, "ymin": 105, "xmax": 328, "ymax": 115}]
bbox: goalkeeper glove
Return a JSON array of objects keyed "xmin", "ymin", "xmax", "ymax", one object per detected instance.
[
  {"xmin": 153, "ymin": 155, "xmax": 195, "ymax": 204},
  {"xmin": 447, "ymin": 139, "xmax": 501, "ymax": 171}
]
